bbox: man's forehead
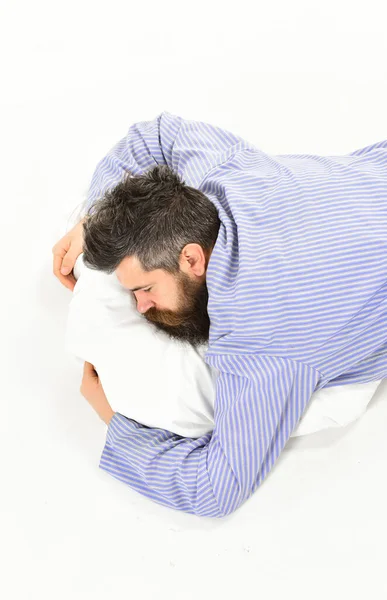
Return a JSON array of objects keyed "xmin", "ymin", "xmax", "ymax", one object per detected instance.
[
  {"xmin": 115, "ymin": 256, "xmax": 165, "ymax": 290},
  {"xmin": 115, "ymin": 256, "xmax": 145, "ymax": 287}
]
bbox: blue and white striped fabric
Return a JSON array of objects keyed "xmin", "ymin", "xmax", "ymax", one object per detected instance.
[{"xmin": 85, "ymin": 111, "xmax": 387, "ymax": 517}]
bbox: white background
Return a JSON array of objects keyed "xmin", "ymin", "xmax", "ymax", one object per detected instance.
[{"xmin": 1, "ymin": 0, "xmax": 387, "ymax": 598}]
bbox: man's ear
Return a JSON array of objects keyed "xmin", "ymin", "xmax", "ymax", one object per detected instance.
[{"xmin": 179, "ymin": 244, "xmax": 207, "ymax": 277}]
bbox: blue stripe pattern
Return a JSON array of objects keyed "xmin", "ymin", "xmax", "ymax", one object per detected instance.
[{"xmin": 85, "ymin": 111, "xmax": 387, "ymax": 517}]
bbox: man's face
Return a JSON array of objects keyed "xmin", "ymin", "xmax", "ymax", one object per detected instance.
[{"xmin": 115, "ymin": 247, "xmax": 211, "ymax": 348}]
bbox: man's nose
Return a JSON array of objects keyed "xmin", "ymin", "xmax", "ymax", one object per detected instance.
[{"xmin": 136, "ymin": 296, "xmax": 155, "ymax": 314}]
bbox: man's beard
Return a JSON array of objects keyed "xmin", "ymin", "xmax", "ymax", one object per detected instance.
[{"xmin": 142, "ymin": 271, "xmax": 210, "ymax": 348}]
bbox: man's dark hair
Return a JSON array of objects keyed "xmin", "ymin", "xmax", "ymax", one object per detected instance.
[{"xmin": 82, "ymin": 164, "xmax": 220, "ymax": 274}]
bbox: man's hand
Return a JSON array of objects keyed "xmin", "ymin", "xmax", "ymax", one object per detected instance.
[
  {"xmin": 52, "ymin": 217, "xmax": 86, "ymax": 291},
  {"xmin": 80, "ymin": 361, "xmax": 115, "ymax": 426}
]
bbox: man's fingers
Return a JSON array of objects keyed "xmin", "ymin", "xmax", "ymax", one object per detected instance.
[
  {"xmin": 83, "ymin": 362, "xmax": 98, "ymax": 381},
  {"xmin": 81, "ymin": 362, "xmax": 90, "ymax": 392},
  {"xmin": 52, "ymin": 241, "xmax": 69, "ymax": 276},
  {"xmin": 53, "ymin": 252, "xmax": 65, "ymax": 276},
  {"xmin": 52, "ymin": 240, "xmax": 79, "ymax": 277},
  {"xmin": 63, "ymin": 274, "xmax": 76, "ymax": 291},
  {"xmin": 59, "ymin": 251, "xmax": 76, "ymax": 275},
  {"xmin": 53, "ymin": 253, "xmax": 76, "ymax": 291},
  {"xmin": 52, "ymin": 223, "xmax": 84, "ymax": 292},
  {"xmin": 52, "ymin": 243, "xmax": 77, "ymax": 291}
]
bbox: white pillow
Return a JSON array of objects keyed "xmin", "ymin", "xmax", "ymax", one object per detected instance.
[{"xmin": 64, "ymin": 253, "xmax": 383, "ymax": 438}]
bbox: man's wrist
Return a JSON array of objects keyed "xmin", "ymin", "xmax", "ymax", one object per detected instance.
[{"xmin": 103, "ymin": 409, "xmax": 116, "ymax": 426}]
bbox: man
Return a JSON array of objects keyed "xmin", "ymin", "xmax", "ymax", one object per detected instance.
[{"xmin": 53, "ymin": 111, "xmax": 387, "ymax": 517}]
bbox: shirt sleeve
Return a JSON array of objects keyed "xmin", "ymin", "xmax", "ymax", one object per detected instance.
[
  {"xmin": 99, "ymin": 354, "xmax": 321, "ymax": 518},
  {"xmin": 84, "ymin": 111, "xmax": 253, "ymax": 213}
]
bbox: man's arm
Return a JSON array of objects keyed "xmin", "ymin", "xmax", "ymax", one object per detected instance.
[
  {"xmin": 99, "ymin": 355, "xmax": 321, "ymax": 518},
  {"xmin": 84, "ymin": 111, "xmax": 253, "ymax": 213}
]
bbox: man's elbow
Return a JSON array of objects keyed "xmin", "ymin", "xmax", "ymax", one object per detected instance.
[{"xmin": 193, "ymin": 495, "xmax": 248, "ymax": 518}]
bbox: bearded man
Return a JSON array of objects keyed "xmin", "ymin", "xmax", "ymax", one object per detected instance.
[{"xmin": 53, "ymin": 111, "xmax": 387, "ymax": 517}]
